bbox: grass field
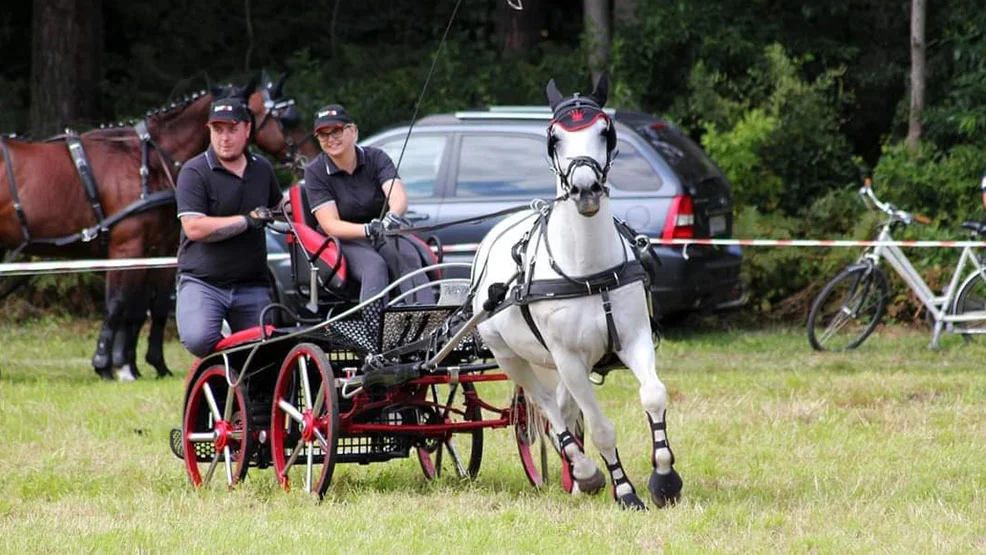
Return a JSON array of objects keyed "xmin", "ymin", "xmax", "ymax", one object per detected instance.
[{"xmin": 2, "ymin": 317, "xmax": 985, "ymax": 553}]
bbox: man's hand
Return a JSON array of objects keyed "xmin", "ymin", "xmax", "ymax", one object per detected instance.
[
  {"xmin": 364, "ymin": 219, "xmax": 384, "ymax": 241},
  {"xmin": 245, "ymin": 206, "xmax": 273, "ymax": 230},
  {"xmin": 382, "ymin": 211, "xmax": 411, "ymax": 231}
]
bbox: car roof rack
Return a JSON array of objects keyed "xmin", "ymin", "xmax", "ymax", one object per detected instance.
[{"xmin": 455, "ymin": 105, "xmax": 616, "ymax": 120}]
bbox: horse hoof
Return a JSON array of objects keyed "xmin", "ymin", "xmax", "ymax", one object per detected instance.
[
  {"xmin": 94, "ymin": 368, "xmax": 114, "ymax": 381},
  {"xmin": 576, "ymin": 468, "xmax": 606, "ymax": 495},
  {"xmin": 155, "ymin": 367, "xmax": 174, "ymax": 378},
  {"xmin": 617, "ymin": 492, "xmax": 647, "ymax": 511},
  {"xmin": 648, "ymin": 468, "xmax": 683, "ymax": 508}
]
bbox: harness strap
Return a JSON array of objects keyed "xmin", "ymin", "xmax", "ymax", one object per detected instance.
[
  {"xmin": 1, "ymin": 136, "xmax": 31, "ymax": 261},
  {"xmin": 64, "ymin": 130, "xmax": 108, "ymax": 241},
  {"xmin": 601, "ymin": 288, "xmax": 622, "ymax": 353},
  {"xmin": 519, "ymin": 304, "xmax": 548, "ymax": 350}
]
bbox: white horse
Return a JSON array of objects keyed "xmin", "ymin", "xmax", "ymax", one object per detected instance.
[{"xmin": 470, "ymin": 76, "xmax": 682, "ymax": 510}]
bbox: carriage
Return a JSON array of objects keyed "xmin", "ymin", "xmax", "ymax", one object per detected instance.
[
  {"xmin": 169, "ymin": 183, "xmax": 571, "ymax": 497},
  {"xmin": 170, "ymin": 76, "xmax": 683, "ymax": 509}
]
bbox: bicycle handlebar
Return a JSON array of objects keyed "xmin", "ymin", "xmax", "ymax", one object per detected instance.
[{"xmin": 858, "ymin": 184, "xmax": 923, "ymax": 226}]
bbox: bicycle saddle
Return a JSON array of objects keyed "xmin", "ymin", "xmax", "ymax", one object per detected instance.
[{"xmin": 960, "ymin": 221, "xmax": 986, "ymax": 236}]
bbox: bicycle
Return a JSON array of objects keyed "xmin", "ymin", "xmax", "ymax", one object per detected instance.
[{"xmin": 806, "ymin": 180, "xmax": 986, "ymax": 351}]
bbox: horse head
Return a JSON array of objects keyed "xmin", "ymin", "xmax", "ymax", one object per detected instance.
[
  {"xmin": 545, "ymin": 75, "xmax": 616, "ymax": 217},
  {"xmin": 251, "ymin": 70, "xmax": 318, "ymax": 171}
]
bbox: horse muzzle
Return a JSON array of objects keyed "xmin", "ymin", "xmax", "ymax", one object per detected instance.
[{"xmin": 570, "ymin": 182, "xmax": 605, "ymax": 217}]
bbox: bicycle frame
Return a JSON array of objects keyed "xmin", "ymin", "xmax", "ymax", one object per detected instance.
[{"xmin": 865, "ymin": 217, "xmax": 986, "ymax": 348}]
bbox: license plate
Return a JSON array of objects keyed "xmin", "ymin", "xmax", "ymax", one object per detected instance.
[{"xmin": 709, "ymin": 215, "xmax": 727, "ymax": 236}]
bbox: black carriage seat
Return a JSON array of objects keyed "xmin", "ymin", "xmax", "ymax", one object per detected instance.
[
  {"xmin": 286, "ymin": 183, "xmax": 350, "ymax": 303},
  {"xmin": 285, "ymin": 183, "xmax": 443, "ymax": 310},
  {"xmin": 961, "ymin": 221, "xmax": 986, "ymax": 237}
]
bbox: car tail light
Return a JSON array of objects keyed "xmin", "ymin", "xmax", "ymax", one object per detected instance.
[{"xmin": 662, "ymin": 195, "xmax": 695, "ymax": 240}]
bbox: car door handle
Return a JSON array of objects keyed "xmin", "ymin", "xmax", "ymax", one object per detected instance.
[{"xmin": 405, "ymin": 211, "xmax": 430, "ymax": 222}]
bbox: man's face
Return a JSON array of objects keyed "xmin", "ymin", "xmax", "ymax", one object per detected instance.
[
  {"xmin": 315, "ymin": 124, "xmax": 356, "ymax": 158},
  {"xmin": 208, "ymin": 121, "xmax": 251, "ymax": 161}
]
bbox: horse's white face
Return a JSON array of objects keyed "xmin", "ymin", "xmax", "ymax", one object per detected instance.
[{"xmin": 550, "ymin": 117, "xmax": 610, "ymax": 217}]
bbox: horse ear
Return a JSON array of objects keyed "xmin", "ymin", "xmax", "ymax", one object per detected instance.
[
  {"xmin": 546, "ymin": 78, "xmax": 565, "ymax": 111},
  {"xmin": 241, "ymin": 77, "xmax": 257, "ymax": 101},
  {"xmin": 206, "ymin": 74, "xmax": 224, "ymax": 98},
  {"xmin": 272, "ymin": 72, "xmax": 288, "ymax": 98},
  {"xmin": 589, "ymin": 74, "xmax": 609, "ymax": 108}
]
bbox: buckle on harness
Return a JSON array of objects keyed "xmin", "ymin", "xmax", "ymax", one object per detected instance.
[{"xmin": 81, "ymin": 226, "xmax": 99, "ymax": 242}]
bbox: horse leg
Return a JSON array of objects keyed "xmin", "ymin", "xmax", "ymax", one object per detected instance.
[
  {"xmin": 144, "ymin": 269, "xmax": 174, "ymax": 378},
  {"xmin": 617, "ymin": 330, "xmax": 682, "ymax": 509},
  {"xmin": 552, "ymin": 348, "xmax": 642, "ymax": 509},
  {"xmin": 91, "ymin": 318, "xmax": 116, "ymax": 380}
]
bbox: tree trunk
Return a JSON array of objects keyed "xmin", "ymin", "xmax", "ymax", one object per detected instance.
[
  {"xmin": 614, "ymin": 0, "xmax": 637, "ymax": 26},
  {"xmin": 584, "ymin": 0, "xmax": 610, "ymax": 82},
  {"xmin": 906, "ymin": 0, "xmax": 926, "ymax": 149},
  {"xmin": 30, "ymin": 0, "xmax": 103, "ymax": 138},
  {"xmin": 495, "ymin": 0, "xmax": 545, "ymax": 53}
]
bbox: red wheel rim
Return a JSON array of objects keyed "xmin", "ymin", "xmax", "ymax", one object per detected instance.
[
  {"xmin": 182, "ymin": 366, "xmax": 250, "ymax": 489},
  {"xmin": 270, "ymin": 343, "xmax": 339, "ymax": 498}
]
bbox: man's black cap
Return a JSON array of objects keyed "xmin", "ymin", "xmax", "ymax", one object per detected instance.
[
  {"xmin": 313, "ymin": 104, "xmax": 353, "ymax": 132},
  {"xmin": 207, "ymin": 98, "xmax": 251, "ymax": 125}
]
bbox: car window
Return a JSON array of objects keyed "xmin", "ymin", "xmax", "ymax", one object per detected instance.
[
  {"xmin": 608, "ymin": 140, "xmax": 663, "ymax": 192},
  {"xmin": 455, "ymin": 135, "xmax": 555, "ymax": 198},
  {"xmin": 375, "ymin": 135, "xmax": 447, "ymax": 198},
  {"xmin": 639, "ymin": 124, "xmax": 720, "ymax": 183}
]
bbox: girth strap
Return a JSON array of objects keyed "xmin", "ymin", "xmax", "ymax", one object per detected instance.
[
  {"xmin": 64, "ymin": 130, "xmax": 107, "ymax": 241},
  {"xmin": 1, "ymin": 136, "xmax": 31, "ymax": 261}
]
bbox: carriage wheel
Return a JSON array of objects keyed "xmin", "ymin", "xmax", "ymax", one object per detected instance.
[
  {"xmin": 270, "ymin": 343, "xmax": 340, "ymax": 498},
  {"xmin": 513, "ymin": 386, "xmax": 582, "ymax": 493},
  {"xmin": 416, "ymin": 381, "xmax": 484, "ymax": 480},
  {"xmin": 182, "ymin": 365, "xmax": 252, "ymax": 489}
]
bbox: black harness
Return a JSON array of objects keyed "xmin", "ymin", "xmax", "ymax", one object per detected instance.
[
  {"xmin": 1, "ymin": 122, "xmax": 178, "ymax": 262},
  {"xmin": 490, "ymin": 203, "xmax": 656, "ymax": 356}
]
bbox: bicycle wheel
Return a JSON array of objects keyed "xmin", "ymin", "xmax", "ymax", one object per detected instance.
[
  {"xmin": 951, "ymin": 270, "xmax": 986, "ymax": 337},
  {"xmin": 807, "ymin": 265, "xmax": 889, "ymax": 352}
]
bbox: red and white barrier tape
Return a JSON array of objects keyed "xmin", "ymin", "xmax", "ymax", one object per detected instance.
[
  {"xmin": 0, "ymin": 254, "xmax": 289, "ymax": 277},
  {"xmin": 3, "ymin": 238, "xmax": 983, "ymax": 277},
  {"xmin": 652, "ymin": 238, "xmax": 986, "ymax": 248}
]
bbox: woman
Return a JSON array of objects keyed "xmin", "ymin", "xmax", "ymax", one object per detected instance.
[{"xmin": 302, "ymin": 104, "xmax": 435, "ymax": 305}]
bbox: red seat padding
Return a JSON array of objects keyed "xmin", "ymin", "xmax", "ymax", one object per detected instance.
[{"xmin": 213, "ymin": 325, "xmax": 276, "ymax": 352}]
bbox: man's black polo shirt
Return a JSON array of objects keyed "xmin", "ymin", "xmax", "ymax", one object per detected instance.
[
  {"xmin": 302, "ymin": 146, "xmax": 399, "ymax": 224},
  {"xmin": 176, "ymin": 146, "xmax": 281, "ymax": 287}
]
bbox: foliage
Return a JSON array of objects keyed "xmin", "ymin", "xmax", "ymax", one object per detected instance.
[{"xmin": 691, "ymin": 45, "xmax": 857, "ymax": 217}]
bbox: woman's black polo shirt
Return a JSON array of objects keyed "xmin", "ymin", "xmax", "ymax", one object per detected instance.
[
  {"xmin": 302, "ymin": 147, "xmax": 399, "ymax": 224},
  {"xmin": 176, "ymin": 147, "xmax": 281, "ymax": 287}
]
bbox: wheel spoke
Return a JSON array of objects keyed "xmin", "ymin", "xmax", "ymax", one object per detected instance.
[
  {"xmin": 202, "ymin": 452, "xmax": 221, "ymax": 485},
  {"xmin": 278, "ymin": 399, "xmax": 305, "ymax": 424},
  {"xmin": 223, "ymin": 446, "xmax": 234, "ymax": 486},
  {"xmin": 188, "ymin": 431, "xmax": 216, "ymax": 443},
  {"xmin": 435, "ymin": 440, "xmax": 444, "ymax": 477},
  {"xmin": 311, "ymin": 382, "xmax": 326, "ymax": 416},
  {"xmin": 445, "ymin": 438, "xmax": 467, "ymax": 477},
  {"xmin": 299, "ymin": 355, "xmax": 313, "ymax": 411},
  {"xmin": 539, "ymin": 432, "xmax": 549, "ymax": 483},
  {"xmin": 223, "ymin": 385, "xmax": 236, "ymax": 422},
  {"xmin": 202, "ymin": 383, "xmax": 222, "ymax": 422},
  {"xmin": 305, "ymin": 443, "xmax": 314, "ymax": 494},
  {"xmin": 313, "ymin": 427, "xmax": 330, "ymax": 454},
  {"xmin": 282, "ymin": 442, "xmax": 303, "ymax": 476}
]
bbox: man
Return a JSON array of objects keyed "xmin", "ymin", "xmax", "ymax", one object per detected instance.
[
  {"xmin": 175, "ymin": 97, "xmax": 281, "ymax": 357},
  {"xmin": 303, "ymin": 104, "xmax": 434, "ymax": 305}
]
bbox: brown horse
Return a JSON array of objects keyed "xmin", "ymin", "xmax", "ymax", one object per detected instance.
[{"xmin": 0, "ymin": 73, "xmax": 316, "ymax": 380}]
